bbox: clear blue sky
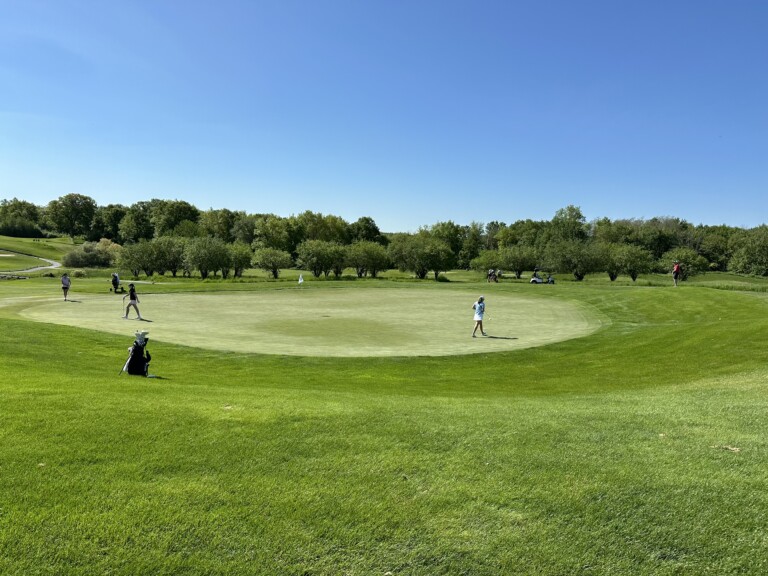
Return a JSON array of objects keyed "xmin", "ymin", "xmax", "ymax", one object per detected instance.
[{"xmin": 1, "ymin": 0, "xmax": 767, "ymax": 232}]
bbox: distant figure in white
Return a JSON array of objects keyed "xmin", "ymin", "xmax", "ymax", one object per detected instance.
[
  {"xmin": 472, "ymin": 296, "xmax": 487, "ymax": 338},
  {"xmin": 298, "ymin": 274, "xmax": 304, "ymax": 286},
  {"xmin": 123, "ymin": 283, "xmax": 142, "ymax": 320}
]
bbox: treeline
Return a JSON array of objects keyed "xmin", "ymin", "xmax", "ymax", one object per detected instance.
[{"xmin": 2, "ymin": 195, "xmax": 768, "ymax": 280}]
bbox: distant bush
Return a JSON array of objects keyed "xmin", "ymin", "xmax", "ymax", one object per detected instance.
[{"xmin": 63, "ymin": 239, "xmax": 122, "ymax": 268}]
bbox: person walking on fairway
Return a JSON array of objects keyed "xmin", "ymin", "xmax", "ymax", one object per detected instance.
[
  {"xmin": 672, "ymin": 261, "xmax": 681, "ymax": 287},
  {"xmin": 61, "ymin": 273, "xmax": 71, "ymax": 301},
  {"xmin": 472, "ymin": 296, "xmax": 487, "ymax": 337},
  {"xmin": 123, "ymin": 283, "xmax": 142, "ymax": 320}
]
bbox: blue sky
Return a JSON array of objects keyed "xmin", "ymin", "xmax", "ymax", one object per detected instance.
[{"xmin": 1, "ymin": 0, "xmax": 767, "ymax": 232}]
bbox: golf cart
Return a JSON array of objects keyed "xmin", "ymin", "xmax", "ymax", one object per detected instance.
[{"xmin": 530, "ymin": 270, "xmax": 555, "ymax": 284}]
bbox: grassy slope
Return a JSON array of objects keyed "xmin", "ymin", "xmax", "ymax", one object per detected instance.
[
  {"xmin": 0, "ymin": 251, "xmax": 43, "ymax": 271},
  {"xmin": 1, "ymin": 276, "xmax": 767, "ymax": 575},
  {"xmin": 0, "ymin": 235, "xmax": 74, "ymax": 261}
]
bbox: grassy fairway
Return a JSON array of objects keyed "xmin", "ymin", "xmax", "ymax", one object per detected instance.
[{"xmin": 1, "ymin": 274, "xmax": 767, "ymax": 575}]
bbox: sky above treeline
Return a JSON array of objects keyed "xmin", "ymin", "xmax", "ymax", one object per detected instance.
[{"xmin": 1, "ymin": 0, "xmax": 767, "ymax": 232}]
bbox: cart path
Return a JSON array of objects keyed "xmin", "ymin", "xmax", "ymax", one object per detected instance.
[{"xmin": 0, "ymin": 249, "xmax": 62, "ymax": 272}]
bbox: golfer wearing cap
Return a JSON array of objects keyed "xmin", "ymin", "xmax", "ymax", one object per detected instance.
[
  {"xmin": 472, "ymin": 296, "xmax": 487, "ymax": 337},
  {"xmin": 123, "ymin": 283, "xmax": 143, "ymax": 320}
]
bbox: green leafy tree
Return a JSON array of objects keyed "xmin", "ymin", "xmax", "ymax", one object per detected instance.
[
  {"xmin": 151, "ymin": 200, "xmax": 200, "ymax": 237},
  {"xmin": 46, "ymin": 194, "xmax": 97, "ymax": 238},
  {"xmin": 544, "ymin": 239, "xmax": 601, "ymax": 281},
  {"xmin": 594, "ymin": 242, "xmax": 622, "ymax": 281},
  {"xmin": 615, "ymin": 244, "xmax": 653, "ymax": 281},
  {"xmin": 499, "ymin": 244, "xmax": 538, "ymax": 278},
  {"xmin": 229, "ymin": 242, "xmax": 254, "ymax": 278},
  {"xmin": 171, "ymin": 220, "xmax": 202, "ymax": 238},
  {"xmin": 0, "ymin": 198, "xmax": 44, "ymax": 237},
  {"xmin": 549, "ymin": 205, "xmax": 588, "ymax": 243},
  {"xmin": 119, "ymin": 202, "xmax": 154, "ymax": 243},
  {"xmin": 387, "ymin": 234, "xmax": 428, "ymax": 279},
  {"xmin": 152, "ymin": 236, "xmax": 186, "ymax": 277},
  {"xmin": 458, "ymin": 222, "xmax": 484, "ymax": 269},
  {"xmin": 253, "ymin": 215, "xmax": 295, "ymax": 253},
  {"xmin": 728, "ymin": 226, "xmax": 768, "ymax": 276},
  {"xmin": 295, "ymin": 211, "xmax": 350, "ymax": 244},
  {"xmin": 427, "ymin": 221, "xmax": 462, "ymax": 269},
  {"xmin": 387, "ymin": 234, "xmax": 450, "ymax": 280},
  {"xmin": 252, "ymin": 247, "xmax": 292, "ymax": 279},
  {"xmin": 346, "ymin": 241, "xmax": 390, "ymax": 278},
  {"xmin": 231, "ymin": 213, "xmax": 259, "ymax": 245},
  {"xmin": 88, "ymin": 204, "xmax": 127, "ymax": 242},
  {"xmin": 423, "ymin": 237, "xmax": 455, "ymax": 280},
  {"xmin": 470, "ymin": 250, "xmax": 502, "ymax": 275},
  {"xmin": 297, "ymin": 239, "xmax": 343, "ymax": 278},
  {"xmin": 118, "ymin": 240, "xmax": 155, "ymax": 277},
  {"xmin": 483, "ymin": 221, "xmax": 506, "ymax": 250},
  {"xmin": 199, "ymin": 208, "xmax": 237, "ymax": 242},
  {"xmin": 118, "ymin": 243, "xmax": 140, "ymax": 277},
  {"xmin": 185, "ymin": 236, "xmax": 229, "ymax": 279},
  {"xmin": 589, "ymin": 217, "xmax": 639, "ymax": 245},
  {"xmin": 496, "ymin": 219, "xmax": 547, "ymax": 248},
  {"xmin": 660, "ymin": 247, "xmax": 708, "ymax": 280},
  {"xmin": 349, "ymin": 216, "xmax": 386, "ymax": 245},
  {"xmin": 636, "ymin": 217, "xmax": 689, "ymax": 259},
  {"xmin": 697, "ymin": 226, "xmax": 731, "ymax": 271}
]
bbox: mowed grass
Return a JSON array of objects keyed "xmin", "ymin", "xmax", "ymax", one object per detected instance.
[
  {"xmin": 1, "ymin": 275, "xmax": 768, "ymax": 575},
  {"xmin": 17, "ymin": 285, "xmax": 602, "ymax": 356},
  {"xmin": 0, "ymin": 251, "xmax": 43, "ymax": 271},
  {"xmin": 0, "ymin": 235, "xmax": 74, "ymax": 262}
]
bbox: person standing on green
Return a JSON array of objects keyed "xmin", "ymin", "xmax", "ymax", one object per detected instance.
[
  {"xmin": 472, "ymin": 296, "xmax": 487, "ymax": 337},
  {"xmin": 123, "ymin": 283, "xmax": 143, "ymax": 320},
  {"xmin": 61, "ymin": 273, "xmax": 71, "ymax": 301}
]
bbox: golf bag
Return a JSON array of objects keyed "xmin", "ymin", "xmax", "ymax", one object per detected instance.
[
  {"xmin": 111, "ymin": 273, "xmax": 125, "ymax": 293},
  {"xmin": 123, "ymin": 331, "xmax": 151, "ymax": 376}
]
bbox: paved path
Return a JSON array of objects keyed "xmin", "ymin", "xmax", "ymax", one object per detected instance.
[{"xmin": 0, "ymin": 250, "xmax": 62, "ymax": 273}]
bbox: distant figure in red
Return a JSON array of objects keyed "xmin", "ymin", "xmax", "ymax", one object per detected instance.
[{"xmin": 672, "ymin": 261, "xmax": 681, "ymax": 287}]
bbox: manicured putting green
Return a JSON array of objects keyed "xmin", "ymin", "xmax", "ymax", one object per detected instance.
[{"xmin": 20, "ymin": 287, "xmax": 603, "ymax": 357}]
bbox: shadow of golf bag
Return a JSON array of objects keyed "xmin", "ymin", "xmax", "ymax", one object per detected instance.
[{"xmin": 122, "ymin": 332, "xmax": 151, "ymax": 376}]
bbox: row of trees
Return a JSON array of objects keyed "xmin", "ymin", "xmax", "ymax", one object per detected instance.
[
  {"xmin": 0, "ymin": 195, "xmax": 386, "ymax": 249},
  {"xmin": 4, "ymin": 195, "xmax": 768, "ymax": 279}
]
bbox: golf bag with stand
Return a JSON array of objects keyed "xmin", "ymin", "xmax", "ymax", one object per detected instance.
[{"xmin": 122, "ymin": 331, "xmax": 151, "ymax": 376}]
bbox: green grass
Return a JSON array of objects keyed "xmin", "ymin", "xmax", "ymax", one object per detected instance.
[
  {"xmin": 0, "ymin": 235, "xmax": 75, "ymax": 261},
  {"xmin": 0, "ymin": 251, "xmax": 44, "ymax": 272},
  {"xmin": 17, "ymin": 284, "xmax": 602, "ymax": 357},
  {"xmin": 1, "ymin": 259, "xmax": 768, "ymax": 573}
]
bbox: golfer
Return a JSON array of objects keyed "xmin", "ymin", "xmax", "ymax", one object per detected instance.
[
  {"xmin": 472, "ymin": 296, "xmax": 487, "ymax": 337},
  {"xmin": 61, "ymin": 273, "xmax": 71, "ymax": 301},
  {"xmin": 123, "ymin": 283, "xmax": 143, "ymax": 320},
  {"xmin": 672, "ymin": 261, "xmax": 681, "ymax": 287}
]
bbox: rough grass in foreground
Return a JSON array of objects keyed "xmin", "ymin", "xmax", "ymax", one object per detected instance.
[{"xmin": 1, "ymin": 276, "xmax": 767, "ymax": 575}]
